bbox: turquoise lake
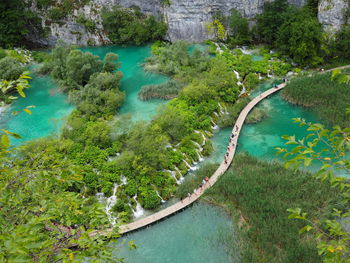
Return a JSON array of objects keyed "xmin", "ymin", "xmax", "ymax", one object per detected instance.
[
  {"xmin": 116, "ymin": 203, "xmax": 239, "ymax": 263},
  {"xmin": 0, "ymin": 45, "xmax": 330, "ymax": 262}
]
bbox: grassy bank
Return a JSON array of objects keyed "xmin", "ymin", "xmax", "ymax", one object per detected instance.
[
  {"xmin": 282, "ymin": 72, "xmax": 350, "ymax": 127},
  {"xmin": 204, "ymin": 154, "xmax": 342, "ymax": 263}
]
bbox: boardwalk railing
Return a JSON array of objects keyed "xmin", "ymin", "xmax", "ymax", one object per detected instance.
[{"xmin": 91, "ymin": 83, "xmax": 286, "ymax": 236}]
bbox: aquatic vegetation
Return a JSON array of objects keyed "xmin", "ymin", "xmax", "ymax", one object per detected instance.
[
  {"xmin": 205, "ymin": 153, "xmax": 342, "ymax": 263},
  {"xmin": 282, "ymin": 72, "xmax": 350, "ymax": 127},
  {"xmin": 139, "ymin": 80, "xmax": 184, "ymax": 100}
]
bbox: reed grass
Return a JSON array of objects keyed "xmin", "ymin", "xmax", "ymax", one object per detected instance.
[
  {"xmin": 205, "ymin": 154, "xmax": 342, "ymax": 263},
  {"xmin": 282, "ymin": 72, "xmax": 350, "ymax": 127},
  {"xmin": 139, "ymin": 80, "xmax": 184, "ymax": 100}
]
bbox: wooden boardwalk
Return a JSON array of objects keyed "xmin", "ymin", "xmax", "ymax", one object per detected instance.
[{"xmin": 92, "ymin": 83, "xmax": 286, "ymax": 236}]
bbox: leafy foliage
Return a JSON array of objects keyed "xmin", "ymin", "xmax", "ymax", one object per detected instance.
[
  {"xmin": 255, "ymin": 0, "xmax": 290, "ymax": 45},
  {"xmin": 0, "ymin": 0, "xmax": 33, "ymax": 47},
  {"xmin": 277, "ymin": 8, "xmax": 323, "ymax": 66},
  {"xmin": 278, "ymin": 116, "xmax": 350, "ymax": 263},
  {"xmin": 102, "ymin": 6, "xmax": 167, "ymax": 45},
  {"xmin": 227, "ymin": 9, "xmax": 251, "ymax": 46}
]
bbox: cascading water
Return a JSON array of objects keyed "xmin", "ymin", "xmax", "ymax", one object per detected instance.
[
  {"xmin": 210, "ymin": 117, "xmax": 219, "ymax": 130},
  {"xmin": 133, "ymin": 195, "xmax": 145, "ymax": 218},
  {"xmin": 183, "ymin": 159, "xmax": 198, "ymax": 171},
  {"xmin": 153, "ymin": 186, "xmax": 166, "ymax": 204},
  {"xmin": 105, "ymin": 184, "xmax": 118, "ymax": 226},
  {"xmin": 174, "ymin": 167, "xmax": 185, "ymax": 183}
]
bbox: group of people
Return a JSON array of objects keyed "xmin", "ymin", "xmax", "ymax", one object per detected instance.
[
  {"xmin": 224, "ymin": 125, "xmax": 239, "ymax": 164},
  {"xmin": 184, "ymin": 176, "xmax": 210, "ymax": 201}
]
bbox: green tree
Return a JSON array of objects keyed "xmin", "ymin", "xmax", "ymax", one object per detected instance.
[
  {"xmin": 334, "ymin": 25, "xmax": 350, "ymax": 59},
  {"xmin": 278, "ymin": 116, "xmax": 350, "ymax": 263},
  {"xmin": 277, "ymin": 9, "xmax": 323, "ymax": 66},
  {"xmin": 256, "ymin": 0, "xmax": 290, "ymax": 44},
  {"xmin": 227, "ymin": 9, "xmax": 251, "ymax": 46},
  {"xmin": 0, "ymin": 57, "xmax": 25, "ymax": 80}
]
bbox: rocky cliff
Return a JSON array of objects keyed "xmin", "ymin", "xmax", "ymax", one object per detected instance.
[
  {"xmin": 26, "ymin": 0, "xmax": 346, "ymax": 46},
  {"xmin": 318, "ymin": 0, "xmax": 349, "ymax": 33}
]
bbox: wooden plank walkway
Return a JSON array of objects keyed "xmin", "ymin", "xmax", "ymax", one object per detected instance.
[{"xmin": 91, "ymin": 83, "xmax": 286, "ymax": 237}]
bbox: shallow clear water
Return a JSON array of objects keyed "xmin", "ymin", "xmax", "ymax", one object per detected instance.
[
  {"xmin": 0, "ymin": 75, "xmax": 74, "ymax": 145},
  {"xmin": 81, "ymin": 45, "xmax": 169, "ymax": 121},
  {"xmin": 1, "ymin": 45, "xmax": 168, "ymax": 145},
  {"xmin": 116, "ymin": 203, "xmax": 239, "ymax": 263},
  {"xmin": 238, "ymin": 82, "xmax": 320, "ymax": 160}
]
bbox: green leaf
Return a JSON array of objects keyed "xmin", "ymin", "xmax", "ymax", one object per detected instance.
[
  {"xmin": 299, "ymin": 225, "xmax": 313, "ymax": 234},
  {"xmin": 1, "ymin": 134, "xmax": 10, "ymax": 148}
]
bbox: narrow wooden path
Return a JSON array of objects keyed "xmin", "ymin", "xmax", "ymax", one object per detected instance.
[{"xmin": 91, "ymin": 83, "xmax": 286, "ymax": 237}]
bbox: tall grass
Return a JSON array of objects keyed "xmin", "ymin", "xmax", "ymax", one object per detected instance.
[
  {"xmin": 204, "ymin": 154, "xmax": 342, "ymax": 263},
  {"xmin": 282, "ymin": 72, "xmax": 350, "ymax": 127},
  {"xmin": 139, "ymin": 80, "xmax": 184, "ymax": 100}
]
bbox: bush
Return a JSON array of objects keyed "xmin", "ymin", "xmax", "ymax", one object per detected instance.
[
  {"xmin": 102, "ymin": 6, "xmax": 167, "ymax": 45},
  {"xmin": 0, "ymin": 57, "xmax": 24, "ymax": 80}
]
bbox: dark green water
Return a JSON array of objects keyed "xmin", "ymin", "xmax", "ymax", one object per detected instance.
[{"xmin": 81, "ymin": 45, "xmax": 169, "ymax": 121}]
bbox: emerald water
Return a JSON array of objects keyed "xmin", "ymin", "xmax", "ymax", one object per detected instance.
[
  {"xmin": 81, "ymin": 45, "xmax": 169, "ymax": 121},
  {"xmin": 116, "ymin": 203, "xmax": 239, "ymax": 263},
  {"xmin": 0, "ymin": 75, "xmax": 73, "ymax": 145},
  {"xmin": 239, "ymin": 82, "xmax": 320, "ymax": 160},
  {"xmin": 0, "ymin": 45, "xmax": 332, "ymax": 262},
  {"xmin": 0, "ymin": 45, "xmax": 168, "ymax": 145}
]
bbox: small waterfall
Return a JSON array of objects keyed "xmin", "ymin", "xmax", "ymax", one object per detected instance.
[
  {"xmin": 153, "ymin": 186, "xmax": 166, "ymax": 203},
  {"xmin": 238, "ymin": 46, "xmax": 252, "ymax": 55},
  {"xmin": 214, "ymin": 111, "xmax": 220, "ymax": 118},
  {"xmin": 95, "ymin": 175, "xmax": 129, "ymax": 226},
  {"xmin": 214, "ymin": 42, "xmax": 223, "ymax": 55},
  {"xmin": 267, "ymin": 70, "xmax": 273, "ymax": 78},
  {"xmin": 191, "ymin": 140, "xmax": 203, "ymax": 151},
  {"xmin": 174, "ymin": 167, "xmax": 185, "ymax": 183},
  {"xmin": 218, "ymin": 103, "xmax": 225, "ymax": 115},
  {"xmin": 233, "ymin": 70, "xmax": 240, "ymax": 81},
  {"xmin": 183, "ymin": 159, "xmax": 198, "ymax": 171},
  {"xmin": 105, "ymin": 184, "xmax": 118, "ymax": 226},
  {"xmin": 165, "ymin": 169, "xmax": 181, "ymax": 184},
  {"xmin": 196, "ymin": 149, "xmax": 204, "ymax": 162},
  {"xmin": 258, "ymin": 73, "xmax": 263, "ymax": 80},
  {"xmin": 239, "ymin": 84, "xmax": 247, "ymax": 97},
  {"xmin": 132, "ymin": 195, "xmax": 144, "ymax": 218},
  {"xmin": 194, "ymin": 130, "xmax": 207, "ymax": 146},
  {"xmin": 210, "ymin": 117, "xmax": 219, "ymax": 130}
]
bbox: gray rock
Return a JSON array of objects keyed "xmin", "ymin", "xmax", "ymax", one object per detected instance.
[
  {"xmin": 25, "ymin": 0, "xmax": 345, "ymax": 46},
  {"xmin": 318, "ymin": 0, "xmax": 349, "ymax": 33}
]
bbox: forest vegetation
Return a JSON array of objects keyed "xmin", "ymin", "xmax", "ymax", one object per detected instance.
[{"xmin": 0, "ymin": 0, "xmax": 350, "ymax": 262}]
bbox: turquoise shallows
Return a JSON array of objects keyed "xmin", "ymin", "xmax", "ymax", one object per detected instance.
[
  {"xmin": 116, "ymin": 203, "xmax": 240, "ymax": 263},
  {"xmin": 0, "ymin": 74, "xmax": 73, "ymax": 146}
]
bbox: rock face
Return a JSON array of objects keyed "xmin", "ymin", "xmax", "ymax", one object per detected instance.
[
  {"xmin": 25, "ymin": 0, "xmax": 345, "ymax": 46},
  {"xmin": 318, "ymin": 0, "xmax": 349, "ymax": 33},
  {"xmin": 164, "ymin": 0, "xmax": 306, "ymax": 42}
]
